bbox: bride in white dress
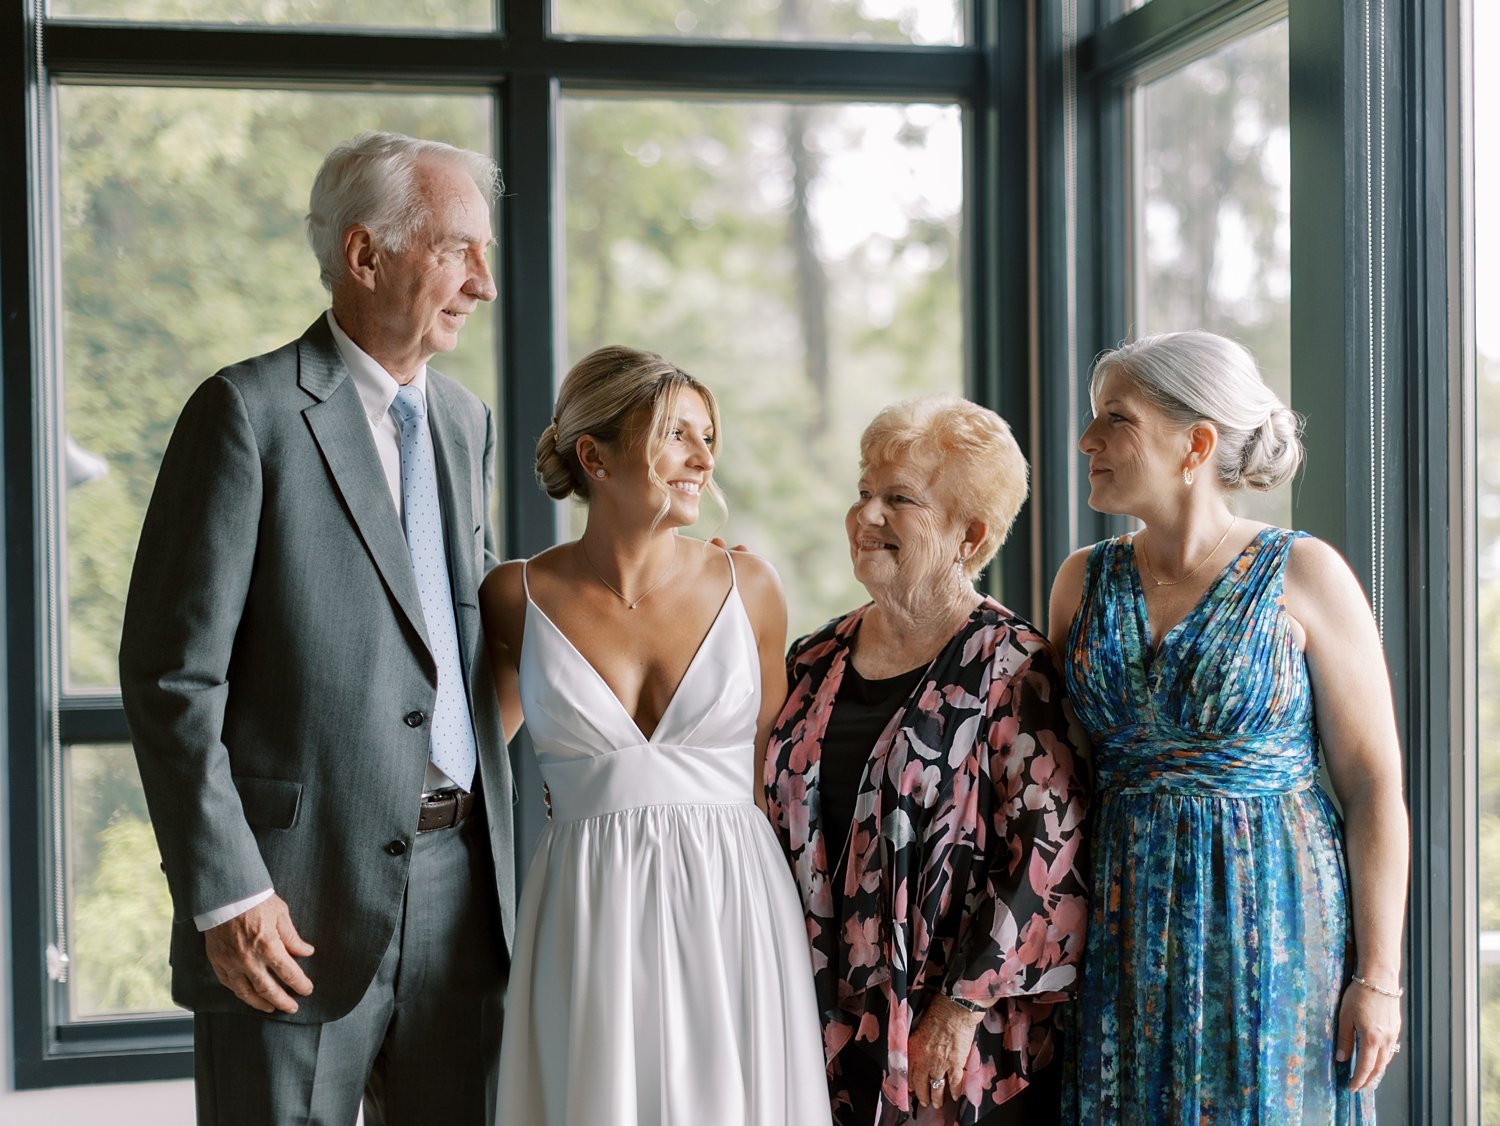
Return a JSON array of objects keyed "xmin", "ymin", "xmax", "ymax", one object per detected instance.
[{"xmin": 480, "ymin": 346, "xmax": 831, "ymax": 1126}]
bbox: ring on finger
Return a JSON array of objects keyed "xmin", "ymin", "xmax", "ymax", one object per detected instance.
[{"xmin": 929, "ymin": 1077, "xmax": 945, "ymax": 1089}]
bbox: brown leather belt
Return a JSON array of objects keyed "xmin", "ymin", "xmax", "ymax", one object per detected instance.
[{"xmin": 417, "ymin": 788, "xmax": 475, "ymax": 833}]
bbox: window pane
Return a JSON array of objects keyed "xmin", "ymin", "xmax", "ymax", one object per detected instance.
[
  {"xmin": 553, "ymin": 0, "xmax": 962, "ymax": 46},
  {"xmin": 561, "ymin": 96, "xmax": 963, "ymax": 638},
  {"xmin": 1131, "ymin": 20, "xmax": 1290, "ymax": 525},
  {"xmin": 66, "ymin": 743, "xmax": 174, "ymax": 1019},
  {"xmin": 58, "ymin": 86, "xmax": 498, "ymax": 691},
  {"xmin": 48, "ymin": 0, "xmax": 493, "ymax": 32},
  {"xmin": 1475, "ymin": 0, "xmax": 1500, "ymax": 1109}
]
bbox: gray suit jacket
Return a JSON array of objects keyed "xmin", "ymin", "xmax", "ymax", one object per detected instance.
[{"xmin": 119, "ymin": 316, "xmax": 516, "ymax": 1022}]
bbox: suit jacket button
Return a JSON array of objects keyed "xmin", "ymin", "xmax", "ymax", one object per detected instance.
[
  {"xmin": 404, "ymin": 710, "xmax": 425, "ymax": 728},
  {"xmin": 385, "ymin": 839, "xmax": 407, "ymax": 856}
]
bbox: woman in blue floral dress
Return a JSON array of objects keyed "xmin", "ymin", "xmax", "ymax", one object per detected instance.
[{"xmin": 1048, "ymin": 332, "xmax": 1408, "ymax": 1123}]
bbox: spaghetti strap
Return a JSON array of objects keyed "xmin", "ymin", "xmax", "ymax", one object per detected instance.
[{"xmin": 722, "ymin": 543, "xmax": 738, "ymax": 588}]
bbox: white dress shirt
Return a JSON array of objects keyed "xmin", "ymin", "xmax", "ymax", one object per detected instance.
[{"xmin": 194, "ymin": 311, "xmax": 458, "ymax": 931}]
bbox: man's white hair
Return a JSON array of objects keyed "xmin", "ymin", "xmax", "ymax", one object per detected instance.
[{"xmin": 305, "ymin": 131, "xmax": 500, "ymax": 293}]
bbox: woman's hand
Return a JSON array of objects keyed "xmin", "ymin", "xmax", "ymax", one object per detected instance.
[
  {"xmin": 908, "ymin": 994, "xmax": 985, "ymax": 1109},
  {"xmin": 1336, "ymin": 979, "xmax": 1402, "ymax": 1091}
]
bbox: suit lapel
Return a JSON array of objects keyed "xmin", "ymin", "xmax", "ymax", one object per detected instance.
[
  {"xmin": 426, "ymin": 375, "xmax": 479, "ymax": 675},
  {"xmin": 297, "ymin": 319, "xmax": 433, "ymax": 657}
]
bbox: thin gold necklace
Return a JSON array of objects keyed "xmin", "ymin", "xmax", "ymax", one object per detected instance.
[
  {"xmin": 581, "ymin": 537, "xmax": 679, "ymax": 609},
  {"xmin": 1138, "ymin": 517, "xmax": 1237, "ymax": 588}
]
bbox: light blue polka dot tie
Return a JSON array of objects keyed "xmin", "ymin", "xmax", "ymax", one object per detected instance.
[{"xmin": 390, "ymin": 385, "xmax": 477, "ymax": 792}]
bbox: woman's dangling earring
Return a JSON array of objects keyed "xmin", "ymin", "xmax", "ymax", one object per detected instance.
[{"xmin": 1182, "ymin": 466, "xmax": 1194, "ymax": 487}]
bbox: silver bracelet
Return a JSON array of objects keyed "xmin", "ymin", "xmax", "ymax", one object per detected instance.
[{"xmin": 1350, "ymin": 974, "xmax": 1403, "ymax": 999}]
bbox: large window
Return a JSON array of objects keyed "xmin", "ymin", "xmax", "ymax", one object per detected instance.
[{"xmin": 6, "ymin": 0, "xmax": 996, "ymax": 1088}]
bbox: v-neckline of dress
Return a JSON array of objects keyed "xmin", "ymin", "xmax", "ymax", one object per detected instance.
[
  {"xmin": 525, "ymin": 580, "xmax": 738, "ymax": 745},
  {"xmin": 1129, "ymin": 527, "xmax": 1274, "ymax": 670}
]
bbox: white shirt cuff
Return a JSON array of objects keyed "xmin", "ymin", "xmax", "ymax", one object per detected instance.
[{"xmin": 194, "ymin": 887, "xmax": 274, "ymax": 932}]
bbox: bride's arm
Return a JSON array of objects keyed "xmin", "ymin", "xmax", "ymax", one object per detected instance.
[
  {"xmin": 479, "ymin": 560, "xmax": 528, "ymax": 743},
  {"xmin": 732, "ymin": 550, "xmax": 789, "ymax": 813}
]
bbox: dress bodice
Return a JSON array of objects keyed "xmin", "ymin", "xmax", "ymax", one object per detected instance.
[
  {"xmin": 518, "ymin": 555, "xmax": 762, "ymax": 820},
  {"xmin": 1064, "ymin": 527, "xmax": 1317, "ymax": 797}
]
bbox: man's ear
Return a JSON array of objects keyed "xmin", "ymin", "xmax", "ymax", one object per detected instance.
[{"xmin": 343, "ymin": 226, "xmax": 379, "ymax": 291}]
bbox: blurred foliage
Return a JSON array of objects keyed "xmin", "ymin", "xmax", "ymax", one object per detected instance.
[
  {"xmin": 1135, "ymin": 20, "xmax": 1292, "ymax": 527},
  {"xmin": 52, "ymin": 0, "xmax": 491, "ymax": 30},
  {"xmin": 552, "ymin": 0, "xmax": 960, "ymax": 44},
  {"xmin": 1480, "ymin": 351, "xmax": 1500, "ymax": 1122},
  {"xmin": 67, "ymin": 745, "xmax": 174, "ymax": 1017}
]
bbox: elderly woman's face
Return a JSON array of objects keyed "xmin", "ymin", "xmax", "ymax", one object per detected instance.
[{"xmin": 846, "ymin": 455, "xmax": 969, "ymax": 601}]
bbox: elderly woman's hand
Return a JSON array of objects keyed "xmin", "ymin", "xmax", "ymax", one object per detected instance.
[{"xmin": 908, "ymin": 994, "xmax": 985, "ymax": 1109}]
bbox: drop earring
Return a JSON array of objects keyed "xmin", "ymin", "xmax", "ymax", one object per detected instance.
[{"xmin": 1182, "ymin": 466, "xmax": 1194, "ymax": 487}]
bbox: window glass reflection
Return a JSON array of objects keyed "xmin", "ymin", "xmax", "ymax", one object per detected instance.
[{"xmin": 561, "ymin": 96, "xmax": 964, "ymax": 637}]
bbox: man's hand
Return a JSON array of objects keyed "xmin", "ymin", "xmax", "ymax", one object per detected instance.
[{"xmin": 203, "ymin": 894, "xmax": 315, "ymax": 1014}]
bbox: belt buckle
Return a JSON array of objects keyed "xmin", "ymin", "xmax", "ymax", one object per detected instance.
[{"xmin": 418, "ymin": 788, "xmax": 471, "ymax": 834}]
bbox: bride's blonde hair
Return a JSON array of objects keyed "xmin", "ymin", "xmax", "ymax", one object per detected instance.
[{"xmin": 535, "ymin": 345, "xmax": 726, "ymax": 526}]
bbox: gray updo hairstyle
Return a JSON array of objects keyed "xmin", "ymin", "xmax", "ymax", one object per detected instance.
[
  {"xmin": 536, "ymin": 345, "xmax": 726, "ymax": 522},
  {"xmin": 1090, "ymin": 330, "xmax": 1304, "ymax": 491},
  {"xmin": 306, "ymin": 131, "xmax": 501, "ymax": 293}
]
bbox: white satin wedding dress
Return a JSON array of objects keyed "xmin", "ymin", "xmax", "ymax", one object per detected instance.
[{"xmin": 495, "ymin": 553, "xmax": 831, "ymax": 1126}]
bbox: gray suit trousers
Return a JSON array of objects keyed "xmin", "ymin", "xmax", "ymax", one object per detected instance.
[{"xmin": 193, "ymin": 804, "xmax": 507, "ymax": 1126}]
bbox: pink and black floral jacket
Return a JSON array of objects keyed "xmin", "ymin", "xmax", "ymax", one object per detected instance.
[{"xmin": 765, "ymin": 599, "xmax": 1090, "ymax": 1125}]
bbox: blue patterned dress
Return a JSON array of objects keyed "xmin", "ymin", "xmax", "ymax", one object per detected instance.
[{"xmin": 1064, "ymin": 528, "xmax": 1373, "ymax": 1124}]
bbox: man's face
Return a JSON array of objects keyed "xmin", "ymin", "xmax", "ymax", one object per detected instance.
[{"xmin": 374, "ymin": 158, "xmax": 496, "ymax": 371}]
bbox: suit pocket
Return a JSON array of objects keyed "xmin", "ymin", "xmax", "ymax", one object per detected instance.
[{"xmin": 232, "ymin": 775, "xmax": 303, "ymax": 830}]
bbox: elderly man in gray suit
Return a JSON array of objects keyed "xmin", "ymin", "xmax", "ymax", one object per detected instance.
[{"xmin": 119, "ymin": 132, "xmax": 515, "ymax": 1125}]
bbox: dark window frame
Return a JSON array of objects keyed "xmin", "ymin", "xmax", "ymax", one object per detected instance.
[{"xmin": 2, "ymin": 0, "xmax": 1029, "ymax": 1090}]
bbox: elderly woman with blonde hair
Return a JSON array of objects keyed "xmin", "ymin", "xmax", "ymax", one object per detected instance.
[{"xmin": 765, "ymin": 395, "xmax": 1090, "ymax": 1126}]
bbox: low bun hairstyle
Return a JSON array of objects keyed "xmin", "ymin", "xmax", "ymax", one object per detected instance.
[
  {"xmin": 1089, "ymin": 330, "xmax": 1304, "ymax": 492},
  {"xmin": 534, "ymin": 419, "xmax": 575, "ymax": 501},
  {"xmin": 536, "ymin": 345, "xmax": 726, "ymax": 522}
]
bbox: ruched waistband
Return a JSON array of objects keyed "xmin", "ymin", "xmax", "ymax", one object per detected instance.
[
  {"xmin": 1094, "ymin": 723, "xmax": 1318, "ymax": 797},
  {"xmin": 539, "ymin": 742, "xmax": 755, "ymax": 821}
]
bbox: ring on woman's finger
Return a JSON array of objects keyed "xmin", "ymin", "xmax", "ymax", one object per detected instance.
[
  {"xmin": 929, "ymin": 1077, "xmax": 945, "ymax": 1089},
  {"xmin": 1392, "ymin": 1044, "xmax": 1402, "ymax": 1054}
]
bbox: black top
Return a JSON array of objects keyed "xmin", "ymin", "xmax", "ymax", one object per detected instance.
[{"xmin": 821, "ymin": 659, "xmax": 928, "ymax": 907}]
